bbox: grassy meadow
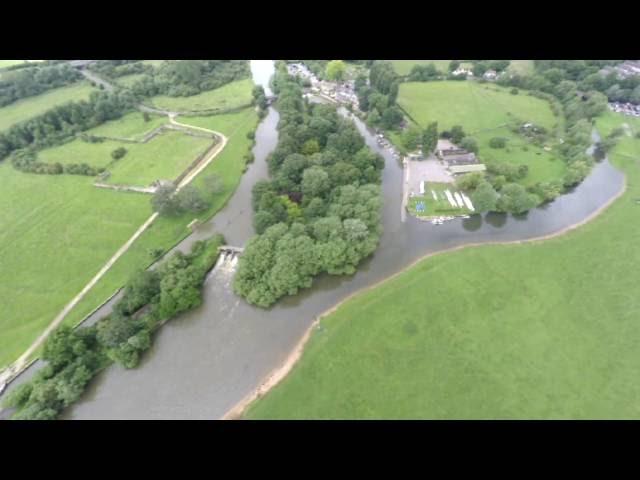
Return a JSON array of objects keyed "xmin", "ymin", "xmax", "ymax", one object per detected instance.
[
  {"xmin": 0, "ymin": 162, "xmax": 151, "ymax": 368},
  {"xmin": 396, "ymin": 81, "xmax": 564, "ymax": 186},
  {"xmin": 246, "ymin": 112, "xmax": 640, "ymax": 419},
  {"xmin": 60, "ymin": 107, "xmax": 259, "ymax": 331},
  {"xmin": 150, "ymin": 78, "xmax": 253, "ymax": 113},
  {"xmin": 0, "ymin": 82, "xmax": 96, "ymax": 132}
]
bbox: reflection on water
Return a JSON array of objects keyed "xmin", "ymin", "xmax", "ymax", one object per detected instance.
[
  {"xmin": 462, "ymin": 215, "xmax": 482, "ymax": 232},
  {"xmin": 485, "ymin": 213, "xmax": 508, "ymax": 228}
]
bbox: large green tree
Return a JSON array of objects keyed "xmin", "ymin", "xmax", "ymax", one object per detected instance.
[{"xmin": 326, "ymin": 60, "xmax": 347, "ymax": 81}]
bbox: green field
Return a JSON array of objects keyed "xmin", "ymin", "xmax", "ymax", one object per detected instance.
[
  {"xmin": 141, "ymin": 60, "xmax": 165, "ymax": 68},
  {"xmin": 0, "ymin": 162, "xmax": 150, "ymax": 369},
  {"xmin": 508, "ymin": 60, "xmax": 535, "ymax": 76},
  {"xmin": 0, "ymin": 82, "xmax": 96, "ymax": 132},
  {"xmin": 398, "ymin": 81, "xmax": 556, "ymax": 132},
  {"xmin": 115, "ymin": 73, "xmax": 148, "ymax": 88},
  {"xmin": 87, "ymin": 111, "xmax": 168, "ymax": 140},
  {"xmin": 106, "ymin": 131, "xmax": 212, "ymax": 186},
  {"xmin": 390, "ymin": 60, "xmax": 457, "ymax": 76},
  {"xmin": 150, "ymin": 78, "xmax": 253, "ymax": 113},
  {"xmin": 474, "ymin": 128, "xmax": 566, "ymax": 186},
  {"xmin": 60, "ymin": 107, "xmax": 260, "ymax": 335},
  {"xmin": 397, "ymin": 81, "xmax": 563, "ymax": 185},
  {"xmin": 408, "ymin": 183, "xmax": 471, "ymax": 218},
  {"xmin": 1, "ymin": 108, "xmax": 258, "ymax": 369},
  {"xmin": 246, "ymin": 113, "xmax": 640, "ymax": 419},
  {"xmin": 0, "ymin": 60, "xmax": 43, "ymax": 69}
]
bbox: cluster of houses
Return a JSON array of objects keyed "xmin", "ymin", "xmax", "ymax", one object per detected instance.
[
  {"xmin": 450, "ymin": 67, "xmax": 499, "ymax": 81},
  {"xmin": 609, "ymin": 101, "xmax": 640, "ymax": 117},
  {"xmin": 286, "ymin": 62, "xmax": 361, "ymax": 110},
  {"xmin": 600, "ymin": 61, "xmax": 640, "ymax": 80}
]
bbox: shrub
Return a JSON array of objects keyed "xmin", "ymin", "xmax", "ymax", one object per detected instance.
[
  {"xmin": 111, "ymin": 147, "xmax": 127, "ymax": 160},
  {"xmin": 510, "ymin": 88, "xmax": 519, "ymax": 95},
  {"xmin": 489, "ymin": 137, "xmax": 507, "ymax": 149}
]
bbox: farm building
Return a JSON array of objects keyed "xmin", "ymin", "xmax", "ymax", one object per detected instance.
[
  {"xmin": 445, "ymin": 152, "xmax": 478, "ymax": 165},
  {"xmin": 449, "ymin": 164, "xmax": 487, "ymax": 175}
]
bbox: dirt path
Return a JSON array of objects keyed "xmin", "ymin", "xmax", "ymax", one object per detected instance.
[
  {"xmin": 0, "ymin": 114, "xmax": 228, "ymax": 387},
  {"xmin": 222, "ymin": 176, "xmax": 628, "ymax": 420}
]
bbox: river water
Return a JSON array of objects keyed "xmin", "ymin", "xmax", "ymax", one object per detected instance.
[{"xmin": 1, "ymin": 61, "xmax": 625, "ymax": 419}]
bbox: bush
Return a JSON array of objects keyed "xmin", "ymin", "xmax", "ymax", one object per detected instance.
[
  {"xmin": 111, "ymin": 147, "xmax": 127, "ymax": 160},
  {"xmin": 510, "ymin": 88, "xmax": 519, "ymax": 95},
  {"xmin": 489, "ymin": 137, "xmax": 507, "ymax": 149}
]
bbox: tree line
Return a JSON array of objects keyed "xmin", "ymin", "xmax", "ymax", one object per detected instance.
[
  {"xmin": 88, "ymin": 60, "xmax": 152, "ymax": 80},
  {"xmin": 2, "ymin": 236, "xmax": 224, "ymax": 420},
  {"xmin": 233, "ymin": 63, "xmax": 385, "ymax": 308},
  {"xmin": 126, "ymin": 60, "xmax": 250, "ymax": 99},
  {"xmin": 0, "ymin": 63, "xmax": 82, "ymax": 108},
  {"xmin": 355, "ymin": 61, "xmax": 404, "ymax": 130},
  {"xmin": 0, "ymin": 90, "xmax": 136, "ymax": 164}
]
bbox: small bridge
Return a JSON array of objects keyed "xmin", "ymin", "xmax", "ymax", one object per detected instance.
[{"xmin": 218, "ymin": 245, "xmax": 244, "ymax": 254}]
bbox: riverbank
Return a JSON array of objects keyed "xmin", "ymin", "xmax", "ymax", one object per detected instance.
[
  {"xmin": 22, "ymin": 62, "xmax": 622, "ymax": 420},
  {"xmin": 233, "ymin": 171, "xmax": 628, "ymax": 419}
]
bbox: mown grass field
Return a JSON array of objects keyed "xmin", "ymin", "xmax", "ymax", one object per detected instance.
[
  {"xmin": 397, "ymin": 81, "xmax": 564, "ymax": 185},
  {"xmin": 0, "ymin": 82, "xmax": 96, "ymax": 132},
  {"xmin": 474, "ymin": 127, "xmax": 566, "ymax": 186},
  {"xmin": 507, "ymin": 60, "xmax": 535, "ymax": 76},
  {"xmin": 0, "ymin": 60, "xmax": 43, "ymax": 69},
  {"xmin": 390, "ymin": 60, "xmax": 460, "ymax": 76},
  {"xmin": 38, "ymin": 131, "xmax": 211, "ymax": 185},
  {"xmin": 106, "ymin": 131, "xmax": 212, "ymax": 186},
  {"xmin": 398, "ymin": 81, "xmax": 556, "ymax": 132},
  {"xmin": 61, "ymin": 107, "xmax": 259, "ymax": 332},
  {"xmin": 246, "ymin": 111, "xmax": 640, "ymax": 419},
  {"xmin": 0, "ymin": 162, "xmax": 151, "ymax": 368},
  {"xmin": 87, "ymin": 111, "xmax": 168, "ymax": 140},
  {"xmin": 150, "ymin": 78, "xmax": 253, "ymax": 113},
  {"xmin": 115, "ymin": 73, "xmax": 148, "ymax": 88},
  {"xmin": 141, "ymin": 60, "xmax": 165, "ymax": 68},
  {"xmin": 0, "ymin": 71, "xmax": 259, "ymax": 369}
]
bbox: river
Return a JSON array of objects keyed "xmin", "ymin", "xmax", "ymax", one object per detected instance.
[{"xmin": 0, "ymin": 61, "xmax": 625, "ymax": 419}]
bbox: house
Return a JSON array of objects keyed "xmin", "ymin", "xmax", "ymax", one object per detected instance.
[
  {"xmin": 483, "ymin": 69, "xmax": 498, "ymax": 80},
  {"xmin": 439, "ymin": 148, "xmax": 469, "ymax": 158},
  {"xmin": 449, "ymin": 164, "xmax": 487, "ymax": 174},
  {"xmin": 445, "ymin": 152, "xmax": 478, "ymax": 165},
  {"xmin": 452, "ymin": 67, "xmax": 473, "ymax": 77}
]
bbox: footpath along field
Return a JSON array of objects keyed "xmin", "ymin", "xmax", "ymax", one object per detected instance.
[
  {"xmin": 0, "ymin": 74, "xmax": 258, "ymax": 369},
  {"xmin": 60, "ymin": 107, "xmax": 259, "ymax": 330},
  {"xmin": 246, "ymin": 112, "xmax": 640, "ymax": 419},
  {"xmin": 0, "ymin": 162, "xmax": 150, "ymax": 368}
]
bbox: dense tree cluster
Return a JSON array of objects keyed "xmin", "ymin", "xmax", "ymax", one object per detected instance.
[
  {"xmin": 3, "ymin": 236, "xmax": 224, "ymax": 420},
  {"xmin": 233, "ymin": 67, "xmax": 384, "ymax": 308},
  {"xmin": 151, "ymin": 184, "xmax": 210, "ymax": 217},
  {"xmin": 128, "ymin": 60, "xmax": 249, "ymax": 99},
  {"xmin": 355, "ymin": 61, "xmax": 403, "ymax": 130},
  {"xmin": 408, "ymin": 63, "xmax": 440, "ymax": 82},
  {"xmin": 0, "ymin": 63, "xmax": 82, "ymax": 108},
  {"xmin": 88, "ymin": 60, "xmax": 151, "ymax": 80},
  {"xmin": 0, "ymin": 90, "xmax": 136, "ymax": 162},
  {"xmin": 326, "ymin": 60, "xmax": 347, "ymax": 81},
  {"xmin": 470, "ymin": 60, "xmax": 511, "ymax": 77},
  {"xmin": 252, "ymin": 85, "xmax": 268, "ymax": 113}
]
